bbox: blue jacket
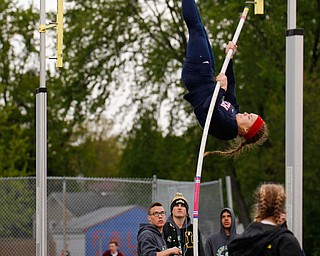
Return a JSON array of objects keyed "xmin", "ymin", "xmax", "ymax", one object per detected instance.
[{"xmin": 183, "ymin": 60, "xmax": 239, "ymax": 140}]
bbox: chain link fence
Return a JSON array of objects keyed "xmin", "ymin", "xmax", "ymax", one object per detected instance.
[{"xmin": 0, "ymin": 176, "xmax": 224, "ymax": 256}]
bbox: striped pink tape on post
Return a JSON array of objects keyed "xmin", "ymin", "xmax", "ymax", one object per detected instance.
[{"xmin": 193, "ymin": 176, "xmax": 201, "ymax": 218}]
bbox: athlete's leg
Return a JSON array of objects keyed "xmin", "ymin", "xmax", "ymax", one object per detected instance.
[
  {"xmin": 181, "ymin": 0, "xmax": 216, "ymax": 90},
  {"xmin": 182, "ymin": 0, "xmax": 214, "ymax": 66}
]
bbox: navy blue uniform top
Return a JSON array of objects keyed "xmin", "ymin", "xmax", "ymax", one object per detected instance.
[{"xmin": 183, "ymin": 59, "xmax": 239, "ymax": 140}]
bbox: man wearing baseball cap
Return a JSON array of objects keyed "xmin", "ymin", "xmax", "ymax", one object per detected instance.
[{"xmin": 163, "ymin": 192, "xmax": 205, "ymax": 256}]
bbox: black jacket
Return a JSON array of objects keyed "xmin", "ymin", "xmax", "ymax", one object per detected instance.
[
  {"xmin": 227, "ymin": 222, "xmax": 302, "ymax": 256},
  {"xmin": 163, "ymin": 215, "xmax": 205, "ymax": 256}
]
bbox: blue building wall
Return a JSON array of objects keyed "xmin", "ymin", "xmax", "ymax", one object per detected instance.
[{"xmin": 85, "ymin": 207, "xmax": 147, "ymax": 256}]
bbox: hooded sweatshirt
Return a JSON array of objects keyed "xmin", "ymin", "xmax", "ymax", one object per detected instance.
[
  {"xmin": 205, "ymin": 208, "xmax": 238, "ymax": 256},
  {"xmin": 163, "ymin": 214, "xmax": 205, "ymax": 256},
  {"xmin": 137, "ymin": 223, "xmax": 167, "ymax": 256},
  {"xmin": 227, "ymin": 221, "xmax": 302, "ymax": 256}
]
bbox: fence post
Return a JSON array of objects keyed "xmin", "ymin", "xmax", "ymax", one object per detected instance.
[
  {"xmin": 152, "ymin": 175, "xmax": 157, "ymax": 202},
  {"xmin": 226, "ymin": 176, "xmax": 233, "ymax": 209},
  {"xmin": 218, "ymin": 178, "xmax": 224, "ymax": 208}
]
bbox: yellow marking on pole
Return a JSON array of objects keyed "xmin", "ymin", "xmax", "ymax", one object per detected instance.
[
  {"xmin": 39, "ymin": 24, "xmax": 46, "ymax": 33},
  {"xmin": 39, "ymin": 24, "xmax": 56, "ymax": 33}
]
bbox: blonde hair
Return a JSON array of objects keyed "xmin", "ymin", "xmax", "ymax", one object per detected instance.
[
  {"xmin": 204, "ymin": 122, "xmax": 269, "ymax": 158},
  {"xmin": 253, "ymin": 183, "xmax": 286, "ymax": 225}
]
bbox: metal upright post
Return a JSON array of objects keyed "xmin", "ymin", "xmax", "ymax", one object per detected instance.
[
  {"xmin": 63, "ymin": 180, "xmax": 68, "ymax": 256},
  {"xmin": 286, "ymin": 0, "xmax": 304, "ymax": 246},
  {"xmin": 36, "ymin": 0, "xmax": 48, "ymax": 255},
  {"xmin": 225, "ymin": 176, "xmax": 233, "ymax": 209},
  {"xmin": 152, "ymin": 175, "xmax": 157, "ymax": 202}
]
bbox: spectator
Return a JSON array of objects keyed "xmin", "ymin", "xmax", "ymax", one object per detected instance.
[
  {"xmin": 137, "ymin": 202, "xmax": 181, "ymax": 256},
  {"xmin": 205, "ymin": 208, "xmax": 238, "ymax": 255},
  {"xmin": 227, "ymin": 183, "xmax": 302, "ymax": 256},
  {"xmin": 102, "ymin": 240, "xmax": 124, "ymax": 256},
  {"xmin": 163, "ymin": 192, "xmax": 205, "ymax": 256}
]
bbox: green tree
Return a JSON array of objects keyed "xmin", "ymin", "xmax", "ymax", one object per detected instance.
[
  {"xmin": 68, "ymin": 119, "xmax": 122, "ymax": 177},
  {"xmin": 0, "ymin": 1, "xmax": 38, "ymax": 176},
  {"xmin": 119, "ymin": 110, "xmax": 164, "ymax": 178},
  {"xmin": 2, "ymin": 0, "xmax": 320, "ymax": 253},
  {"xmin": 0, "ymin": 0, "xmax": 121, "ymax": 177},
  {"xmin": 97, "ymin": 1, "xmax": 318, "ymax": 253},
  {"xmin": 0, "ymin": 108, "xmax": 30, "ymax": 176},
  {"xmin": 58, "ymin": 0, "xmax": 187, "ymax": 132},
  {"xmin": 0, "ymin": 179, "xmax": 34, "ymax": 237},
  {"xmin": 299, "ymin": 2, "xmax": 320, "ymax": 254}
]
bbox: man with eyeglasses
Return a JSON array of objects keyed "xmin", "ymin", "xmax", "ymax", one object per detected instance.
[{"xmin": 138, "ymin": 202, "xmax": 181, "ymax": 256}]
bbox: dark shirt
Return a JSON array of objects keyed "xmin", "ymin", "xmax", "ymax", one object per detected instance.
[
  {"xmin": 137, "ymin": 223, "xmax": 167, "ymax": 256},
  {"xmin": 163, "ymin": 215, "xmax": 205, "ymax": 256},
  {"xmin": 102, "ymin": 250, "xmax": 124, "ymax": 256},
  {"xmin": 183, "ymin": 60, "xmax": 239, "ymax": 140}
]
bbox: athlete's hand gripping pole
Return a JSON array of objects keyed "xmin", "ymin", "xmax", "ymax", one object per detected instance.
[{"xmin": 192, "ymin": 6, "xmax": 249, "ymax": 256}]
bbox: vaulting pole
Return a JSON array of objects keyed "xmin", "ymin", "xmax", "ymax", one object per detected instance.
[{"xmin": 192, "ymin": 6, "xmax": 250, "ymax": 256}]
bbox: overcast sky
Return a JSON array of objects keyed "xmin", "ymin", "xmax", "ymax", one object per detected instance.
[{"xmin": 24, "ymin": 0, "xmax": 56, "ymax": 11}]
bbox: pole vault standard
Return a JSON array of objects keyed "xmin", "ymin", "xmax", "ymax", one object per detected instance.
[
  {"xmin": 192, "ymin": 2, "xmax": 263, "ymax": 255},
  {"xmin": 36, "ymin": 0, "xmax": 63, "ymax": 255},
  {"xmin": 285, "ymin": 0, "xmax": 304, "ymax": 246}
]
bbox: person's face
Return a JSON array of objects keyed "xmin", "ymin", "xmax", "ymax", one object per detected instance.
[
  {"xmin": 172, "ymin": 203, "xmax": 187, "ymax": 219},
  {"xmin": 108, "ymin": 243, "xmax": 117, "ymax": 254},
  {"xmin": 281, "ymin": 212, "xmax": 286, "ymax": 224},
  {"xmin": 221, "ymin": 211, "xmax": 232, "ymax": 229},
  {"xmin": 236, "ymin": 112, "xmax": 258, "ymax": 135},
  {"xmin": 148, "ymin": 206, "xmax": 166, "ymax": 229}
]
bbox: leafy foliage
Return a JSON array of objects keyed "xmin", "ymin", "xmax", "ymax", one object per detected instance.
[
  {"xmin": 0, "ymin": 1, "xmax": 38, "ymax": 176},
  {"xmin": 1, "ymin": 0, "xmax": 320, "ymax": 253},
  {"xmin": 0, "ymin": 179, "xmax": 34, "ymax": 237}
]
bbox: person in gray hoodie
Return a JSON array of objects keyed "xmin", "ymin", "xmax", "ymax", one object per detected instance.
[
  {"xmin": 137, "ymin": 202, "xmax": 181, "ymax": 256},
  {"xmin": 205, "ymin": 208, "xmax": 238, "ymax": 256}
]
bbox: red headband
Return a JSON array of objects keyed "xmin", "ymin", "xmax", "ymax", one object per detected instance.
[{"xmin": 244, "ymin": 116, "xmax": 264, "ymax": 140}]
